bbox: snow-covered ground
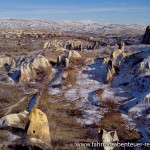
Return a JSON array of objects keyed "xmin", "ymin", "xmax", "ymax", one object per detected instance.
[
  {"xmin": 111, "ymin": 48, "xmax": 150, "ymax": 143},
  {"xmin": 48, "ymin": 46, "xmax": 150, "ymax": 144}
]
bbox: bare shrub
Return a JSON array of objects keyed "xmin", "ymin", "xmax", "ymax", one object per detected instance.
[
  {"xmin": 63, "ymin": 69, "xmax": 77, "ymax": 86},
  {"xmin": 96, "ymin": 88, "xmax": 104, "ymax": 100},
  {"xmin": 101, "ymin": 97, "xmax": 119, "ymax": 110},
  {"xmin": 69, "ymin": 58, "xmax": 85, "ymax": 68},
  {"xmin": 100, "ymin": 110, "xmax": 141, "ymax": 142},
  {"xmin": 64, "ymin": 65, "xmax": 75, "ymax": 71}
]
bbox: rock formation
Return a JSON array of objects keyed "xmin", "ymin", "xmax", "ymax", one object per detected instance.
[
  {"xmin": 98, "ymin": 129, "xmax": 119, "ymax": 150},
  {"xmin": 68, "ymin": 50, "xmax": 81, "ymax": 59},
  {"xmin": 43, "ymin": 40, "xmax": 83, "ymax": 51},
  {"xmin": 85, "ymin": 58, "xmax": 94, "ymax": 65},
  {"xmin": 57, "ymin": 50, "xmax": 81, "ymax": 68},
  {"xmin": 8, "ymin": 69, "xmax": 21, "ymax": 82},
  {"xmin": 20, "ymin": 55, "xmax": 52, "ymax": 82},
  {"xmin": 57, "ymin": 54, "xmax": 68, "ymax": 68},
  {"xmin": 103, "ymin": 41, "xmax": 125, "ymax": 83},
  {"xmin": 32, "ymin": 55, "xmax": 51, "ymax": 72},
  {"xmin": 26, "ymin": 108, "xmax": 51, "ymax": 144},
  {"xmin": 43, "ymin": 39, "xmax": 105, "ymax": 51},
  {"xmin": 142, "ymin": 26, "xmax": 150, "ymax": 44},
  {"xmin": 111, "ymin": 42, "xmax": 125, "ymax": 66},
  {"xmin": 70, "ymin": 40, "xmax": 82, "ymax": 50},
  {"xmin": 140, "ymin": 56, "xmax": 150, "ymax": 70},
  {"xmin": 16, "ymin": 56, "xmax": 26, "ymax": 67},
  {"xmin": 102, "ymin": 57, "xmax": 110, "ymax": 65},
  {"xmin": 56, "ymin": 47, "xmax": 66, "ymax": 51},
  {"xmin": 20, "ymin": 64, "xmax": 36, "ymax": 82},
  {"xmin": 43, "ymin": 41, "xmax": 50, "ymax": 49},
  {"xmin": 65, "ymin": 58, "xmax": 69, "ymax": 68},
  {"xmin": 0, "ymin": 55, "xmax": 16, "ymax": 70},
  {"xmin": 0, "ymin": 110, "xmax": 29, "ymax": 129}
]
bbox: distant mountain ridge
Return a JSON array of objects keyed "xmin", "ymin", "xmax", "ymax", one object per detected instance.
[{"xmin": 0, "ymin": 18, "xmax": 149, "ymax": 36}]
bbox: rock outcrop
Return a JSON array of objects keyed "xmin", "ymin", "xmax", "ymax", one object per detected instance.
[
  {"xmin": 20, "ymin": 64, "xmax": 35, "ymax": 82},
  {"xmin": 57, "ymin": 54, "xmax": 68, "ymax": 68},
  {"xmin": 20, "ymin": 55, "xmax": 52, "ymax": 82},
  {"xmin": 103, "ymin": 42, "xmax": 125, "ymax": 83},
  {"xmin": 98, "ymin": 129, "xmax": 119, "ymax": 150},
  {"xmin": 105, "ymin": 61, "xmax": 116, "ymax": 83},
  {"xmin": 102, "ymin": 57, "xmax": 110, "ymax": 65},
  {"xmin": 56, "ymin": 47, "xmax": 67, "ymax": 51},
  {"xmin": 43, "ymin": 40, "xmax": 83, "ymax": 51},
  {"xmin": 16, "ymin": 56, "xmax": 26, "ymax": 67},
  {"xmin": 26, "ymin": 108, "xmax": 51, "ymax": 144},
  {"xmin": 8, "ymin": 69, "xmax": 21, "ymax": 82},
  {"xmin": 142, "ymin": 26, "xmax": 150, "ymax": 44},
  {"xmin": 140, "ymin": 56, "xmax": 150, "ymax": 70},
  {"xmin": 0, "ymin": 55, "xmax": 16, "ymax": 70},
  {"xmin": 43, "ymin": 39, "xmax": 105, "ymax": 51},
  {"xmin": 65, "ymin": 40, "xmax": 82, "ymax": 51},
  {"xmin": 0, "ymin": 110, "xmax": 29, "ymax": 129},
  {"xmin": 68, "ymin": 50, "xmax": 81, "ymax": 59},
  {"xmin": 57, "ymin": 50, "xmax": 81, "ymax": 68}
]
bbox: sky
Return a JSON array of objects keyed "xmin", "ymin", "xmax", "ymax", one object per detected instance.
[{"xmin": 0, "ymin": 0, "xmax": 150, "ymax": 23}]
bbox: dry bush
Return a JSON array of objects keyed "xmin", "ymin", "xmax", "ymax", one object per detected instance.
[
  {"xmin": 62, "ymin": 58, "xmax": 85, "ymax": 87},
  {"xmin": 96, "ymin": 88, "xmax": 104, "ymax": 100},
  {"xmin": 98, "ymin": 97, "xmax": 141, "ymax": 142},
  {"xmin": 45, "ymin": 51, "xmax": 65, "ymax": 60},
  {"xmin": 69, "ymin": 58, "xmax": 85, "ymax": 68},
  {"xmin": 63, "ymin": 69, "xmax": 78, "ymax": 86},
  {"xmin": 80, "ymin": 51, "xmax": 100, "ymax": 59},
  {"xmin": 57, "ymin": 107, "xmax": 83, "ymax": 118},
  {"xmin": 63, "ymin": 62, "xmax": 80, "ymax": 86},
  {"xmin": 100, "ymin": 110, "xmax": 141, "ymax": 142},
  {"xmin": 0, "ymin": 83, "xmax": 26, "ymax": 117},
  {"xmin": 38, "ymin": 92, "xmax": 94, "ymax": 149},
  {"xmin": 7, "ymin": 141, "xmax": 50, "ymax": 150},
  {"xmin": 64, "ymin": 65, "xmax": 75, "ymax": 71},
  {"xmin": 100, "ymin": 98, "xmax": 119, "ymax": 110},
  {"xmin": 25, "ymin": 82, "xmax": 37, "ymax": 89}
]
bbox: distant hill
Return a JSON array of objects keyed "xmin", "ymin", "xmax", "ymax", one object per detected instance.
[{"xmin": 0, "ymin": 18, "xmax": 148, "ymax": 36}]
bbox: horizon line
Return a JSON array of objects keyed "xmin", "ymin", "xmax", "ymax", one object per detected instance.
[{"xmin": 0, "ymin": 18, "xmax": 149, "ymax": 25}]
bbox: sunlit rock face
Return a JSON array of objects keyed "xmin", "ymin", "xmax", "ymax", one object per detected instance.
[
  {"xmin": 0, "ymin": 55, "xmax": 16, "ymax": 70},
  {"xmin": 98, "ymin": 129, "xmax": 119, "ymax": 150},
  {"xmin": 43, "ymin": 39, "xmax": 105, "ymax": 51},
  {"xmin": 103, "ymin": 42, "xmax": 125, "ymax": 83},
  {"xmin": 20, "ymin": 55, "xmax": 52, "ymax": 82},
  {"xmin": 57, "ymin": 50, "xmax": 82, "ymax": 68},
  {"xmin": 68, "ymin": 50, "xmax": 81, "ymax": 59},
  {"xmin": 142, "ymin": 26, "xmax": 150, "ymax": 44},
  {"xmin": 43, "ymin": 40, "xmax": 83, "ymax": 51},
  {"xmin": 26, "ymin": 108, "xmax": 51, "ymax": 144},
  {"xmin": 0, "ymin": 110, "xmax": 29, "ymax": 129}
]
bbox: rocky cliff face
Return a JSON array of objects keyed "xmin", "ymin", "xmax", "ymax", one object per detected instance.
[
  {"xmin": 142, "ymin": 26, "xmax": 150, "ymax": 44},
  {"xmin": 20, "ymin": 55, "xmax": 52, "ymax": 82}
]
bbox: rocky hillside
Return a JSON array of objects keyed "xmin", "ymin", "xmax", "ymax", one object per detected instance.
[
  {"xmin": 0, "ymin": 19, "xmax": 148, "ymax": 36},
  {"xmin": 0, "ymin": 22, "xmax": 149, "ymax": 149},
  {"xmin": 142, "ymin": 26, "xmax": 150, "ymax": 44}
]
